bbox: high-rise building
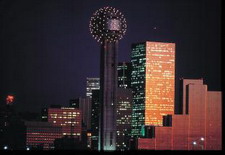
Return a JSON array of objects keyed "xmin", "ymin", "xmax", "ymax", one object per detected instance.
[
  {"xmin": 90, "ymin": 90, "xmax": 100, "ymax": 150},
  {"xmin": 117, "ymin": 62, "xmax": 132, "ymax": 89},
  {"xmin": 116, "ymin": 88, "xmax": 132, "ymax": 150},
  {"xmin": 137, "ymin": 79, "xmax": 222, "ymax": 150},
  {"xmin": 86, "ymin": 78, "xmax": 100, "ymax": 98},
  {"xmin": 131, "ymin": 41, "xmax": 175, "ymax": 136}
]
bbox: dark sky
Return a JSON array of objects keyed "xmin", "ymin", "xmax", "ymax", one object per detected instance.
[{"xmin": 0, "ymin": 0, "xmax": 221, "ymax": 112}]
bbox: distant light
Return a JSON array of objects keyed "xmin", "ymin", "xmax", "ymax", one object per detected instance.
[
  {"xmin": 4, "ymin": 146, "xmax": 8, "ymax": 150},
  {"xmin": 6, "ymin": 95, "xmax": 14, "ymax": 105},
  {"xmin": 193, "ymin": 141, "xmax": 197, "ymax": 145},
  {"xmin": 26, "ymin": 147, "xmax": 30, "ymax": 151},
  {"xmin": 200, "ymin": 137, "xmax": 205, "ymax": 141},
  {"xmin": 153, "ymin": 27, "xmax": 157, "ymax": 30}
]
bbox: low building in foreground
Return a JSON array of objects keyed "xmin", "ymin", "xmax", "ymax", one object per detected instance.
[{"xmin": 137, "ymin": 79, "xmax": 222, "ymax": 150}]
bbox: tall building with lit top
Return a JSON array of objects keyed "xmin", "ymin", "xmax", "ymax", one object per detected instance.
[
  {"xmin": 86, "ymin": 78, "xmax": 100, "ymax": 98},
  {"xmin": 131, "ymin": 41, "xmax": 175, "ymax": 136}
]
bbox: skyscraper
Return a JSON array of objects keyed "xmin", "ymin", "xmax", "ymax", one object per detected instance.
[
  {"xmin": 131, "ymin": 41, "xmax": 175, "ymax": 136},
  {"xmin": 116, "ymin": 88, "xmax": 132, "ymax": 150},
  {"xmin": 90, "ymin": 90, "xmax": 100, "ymax": 150},
  {"xmin": 86, "ymin": 78, "xmax": 100, "ymax": 98},
  {"xmin": 117, "ymin": 62, "xmax": 132, "ymax": 89}
]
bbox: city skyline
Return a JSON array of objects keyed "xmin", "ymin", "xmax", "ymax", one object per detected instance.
[{"xmin": 0, "ymin": 0, "xmax": 221, "ymax": 113}]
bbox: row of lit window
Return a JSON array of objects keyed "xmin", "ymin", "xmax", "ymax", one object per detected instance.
[{"xmin": 62, "ymin": 133, "xmax": 80, "ymax": 136}]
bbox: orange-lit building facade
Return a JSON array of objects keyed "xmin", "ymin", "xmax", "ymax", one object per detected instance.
[
  {"xmin": 131, "ymin": 41, "xmax": 175, "ymax": 136},
  {"xmin": 137, "ymin": 79, "xmax": 222, "ymax": 150},
  {"xmin": 48, "ymin": 107, "xmax": 82, "ymax": 139}
]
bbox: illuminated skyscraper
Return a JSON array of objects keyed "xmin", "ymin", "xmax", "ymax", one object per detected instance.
[
  {"xmin": 131, "ymin": 41, "xmax": 175, "ymax": 136},
  {"xmin": 86, "ymin": 78, "xmax": 100, "ymax": 98}
]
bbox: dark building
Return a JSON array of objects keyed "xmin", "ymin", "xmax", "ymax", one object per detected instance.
[
  {"xmin": 116, "ymin": 88, "xmax": 132, "ymax": 150},
  {"xmin": 117, "ymin": 62, "xmax": 132, "ymax": 89},
  {"xmin": 90, "ymin": 90, "xmax": 100, "ymax": 150},
  {"xmin": 86, "ymin": 78, "xmax": 100, "ymax": 98},
  {"xmin": 41, "ymin": 108, "xmax": 48, "ymax": 122},
  {"xmin": 69, "ymin": 99, "xmax": 80, "ymax": 109},
  {"xmin": 54, "ymin": 136, "xmax": 85, "ymax": 150},
  {"xmin": 0, "ymin": 100, "xmax": 26, "ymax": 150}
]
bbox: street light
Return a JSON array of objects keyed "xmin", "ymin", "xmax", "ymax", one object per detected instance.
[
  {"xmin": 192, "ymin": 137, "xmax": 205, "ymax": 150},
  {"xmin": 26, "ymin": 147, "xmax": 30, "ymax": 151},
  {"xmin": 3, "ymin": 146, "xmax": 8, "ymax": 150}
]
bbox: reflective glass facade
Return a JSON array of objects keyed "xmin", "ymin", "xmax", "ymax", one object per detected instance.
[{"xmin": 131, "ymin": 42, "xmax": 175, "ymax": 136}]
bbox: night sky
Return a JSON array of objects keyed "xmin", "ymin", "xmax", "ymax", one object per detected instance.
[{"xmin": 0, "ymin": 0, "xmax": 221, "ymax": 112}]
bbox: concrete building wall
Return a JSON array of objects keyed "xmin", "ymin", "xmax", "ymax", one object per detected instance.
[
  {"xmin": 206, "ymin": 91, "xmax": 222, "ymax": 150},
  {"xmin": 172, "ymin": 115, "xmax": 188, "ymax": 150},
  {"xmin": 137, "ymin": 79, "xmax": 222, "ymax": 150}
]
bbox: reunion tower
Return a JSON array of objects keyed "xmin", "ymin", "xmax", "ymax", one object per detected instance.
[{"xmin": 89, "ymin": 7, "xmax": 127, "ymax": 151}]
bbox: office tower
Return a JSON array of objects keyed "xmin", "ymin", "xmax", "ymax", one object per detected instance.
[
  {"xmin": 137, "ymin": 79, "xmax": 222, "ymax": 150},
  {"xmin": 89, "ymin": 7, "xmax": 127, "ymax": 150},
  {"xmin": 86, "ymin": 78, "xmax": 100, "ymax": 98},
  {"xmin": 116, "ymin": 88, "xmax": 132, "ymax": 150},
  {"xmin": 69, "ymin": 98, "xmax": 92, "ymax": 130},
  {"xmin": 80, "ymin": 98, "xmax": 92, "ymax": 130},
  {"xmin": 25, "ymin": 121, "xmax": 62, "ymax": 150},
  {"xmin": 117, "ymin": 62, "xmax": 132, "ymax": 89},
  {"xmin": 47, "ymin": 107, "xmax": 82, "ymax": 140},
  {"xmin": 90, "ymin": 90, "xmax": 100, "ymax": 150},
  {"xmin": 131, "ymin": 41, "xmax": 175, "ymax": 136}
]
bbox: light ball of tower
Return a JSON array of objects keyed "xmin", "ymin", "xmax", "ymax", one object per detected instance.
[{"xmin": 89, "ymin": 7, "xmax": 127, "ymax": 43}]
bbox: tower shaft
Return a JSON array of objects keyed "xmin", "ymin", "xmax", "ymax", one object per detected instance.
[{"xmin": 99, "ymin": 40, "xmax": 118, "ymax": 151}]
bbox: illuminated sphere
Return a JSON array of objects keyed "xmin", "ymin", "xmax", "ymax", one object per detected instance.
[{"xmin": 89, "ymin": 6, "xmax": 127, "ymax": 44}]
